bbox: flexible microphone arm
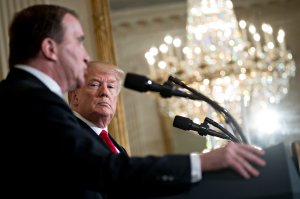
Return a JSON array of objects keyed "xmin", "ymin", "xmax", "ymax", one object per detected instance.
[
  {"xmin": 204, "ymin": 117, "xmax": 241, "ymax": 143},
  {"xmin": 168, "ymin": 76, "xmax": 248, "ymax": 144}
]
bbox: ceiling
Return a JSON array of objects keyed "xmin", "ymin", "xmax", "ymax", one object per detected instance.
[{"xmin": 110, "ymin": 0, "xmax": 185, "ymax": 11}]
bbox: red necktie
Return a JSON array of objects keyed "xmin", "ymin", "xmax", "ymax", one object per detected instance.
[{"xmin": 99, "ymin": 130, "xmax": 118, "ymax": 154}]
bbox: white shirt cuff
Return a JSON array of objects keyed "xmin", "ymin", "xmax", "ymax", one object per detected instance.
[{"xmin": 190, "ymin": 153, "xmax": 202, "ymax": 183}]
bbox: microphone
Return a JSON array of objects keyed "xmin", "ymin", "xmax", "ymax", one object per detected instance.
[
  {"xmin": 169, "ymin": 75, "xmax": 247, "ymax": 143},
  {"xmin": 124, "ymin": 73, "xmax": 197, "ymax": 99},
  {"xmin": 173, "ymin": 115, "xmax": 231, "ymax": 140}
]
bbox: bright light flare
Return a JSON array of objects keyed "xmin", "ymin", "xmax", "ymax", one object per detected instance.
[{"xmin": 252, "ymin": 108, "xmax": 280, "ymax": 134}]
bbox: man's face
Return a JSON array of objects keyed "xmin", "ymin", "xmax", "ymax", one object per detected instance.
[
  {"xmin": 57, "ymin": 13, "xmax": 90, "ymax": 91},
  {"xmin": 75, "ymin": 67, "xmax": 119, "ymax": 126}
]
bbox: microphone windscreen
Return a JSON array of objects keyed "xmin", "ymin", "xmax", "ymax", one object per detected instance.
[
  {"xmin": 124, "ymin": 73, "xmax": 148, "ymax": 92},
  {"xmin": 173, "ymin": 115, "xmax": 191, "ymax": 130}
]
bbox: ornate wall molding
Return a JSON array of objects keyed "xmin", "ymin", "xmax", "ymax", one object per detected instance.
[
  {"xmin": 111, "ymin": 3, "xmax": 186, "ymax": 34},
  {"xmin": 232, "ymin": 0, "xmax": 297, "ymax": 9}
]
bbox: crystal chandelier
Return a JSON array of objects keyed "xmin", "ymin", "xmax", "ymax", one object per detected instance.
[{"xmin": 144, "ymin": 0, "xmax": 296, "ymax": 144}]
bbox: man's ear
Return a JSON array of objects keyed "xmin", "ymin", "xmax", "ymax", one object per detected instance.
[
  {"xmin": 68, "ymin": 90, "xmax": 79, "ymax": 106},
  {"xmin": 41, "ymin": 38, "xmax": 58, "ymax": 61}
]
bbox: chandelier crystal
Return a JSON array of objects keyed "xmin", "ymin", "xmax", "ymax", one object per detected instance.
[{"xmin": 145, "ymin": 0, "xmax": 296, "ymax": 144}]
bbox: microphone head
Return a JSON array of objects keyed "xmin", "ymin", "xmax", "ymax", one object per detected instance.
[
  {"xmin": 124, "ymin": 73, "xmax": 149, "ymax": 92},
  {"xmin": 173, "ymin": 115, "xmax": 192, "ymax": 130}
]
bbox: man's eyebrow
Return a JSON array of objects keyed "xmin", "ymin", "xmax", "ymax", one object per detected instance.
[{"xmin": 107, "ymin": 79, "xmax": 117, "ymax": 82}]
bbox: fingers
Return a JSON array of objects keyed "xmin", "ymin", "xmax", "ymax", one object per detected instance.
[
  {"xmin": 237, "ymin": 144, "xmax": 266, "ymax": 166},
  {"xmin": 230, "ymin": 155, "xmax": 253, "ymax": 179},
  {"xmin": 200, "ymin": 142, "xmax": 267, "ymax": 179},
  {"xmin": 225, "ymin": 143, "xmax": 266, "ymax": 179},
  {"xmin": 230, "ymin": 152, "xmax": 259, "ymax": 179}
]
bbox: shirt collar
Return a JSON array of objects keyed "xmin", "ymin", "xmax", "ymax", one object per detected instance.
[
  {"xmin": 73, "ymin": 111, "xmax": 108, "ymax": 136},
  {"xmin": 15, "ymin": 64, "xmax": 63, "ymax": 97}
]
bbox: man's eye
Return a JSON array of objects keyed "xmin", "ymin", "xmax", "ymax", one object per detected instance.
[{"xmin": 89, "ymin": 82, "xmax": 100, "ymax": 87}]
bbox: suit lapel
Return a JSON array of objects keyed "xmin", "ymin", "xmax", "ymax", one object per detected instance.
[{"xmin": 76, "ymin": 116, "xmax": 128, "ymax": 156}]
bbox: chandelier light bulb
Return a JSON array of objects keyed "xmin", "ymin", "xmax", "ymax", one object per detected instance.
[
  {"xmin": 225, "ymin": 0, "xmax": 233, "ymax": 9},
  {"xmin": 278, "ymin": 29, "xmax": 285, "ymax": 37},
  {"xmin": 194, "ymin": 47, "xmax": 201, "ymax": 54},
  {"xmin": 173, "ymin": 38, "xmax": 182, "ymax": 47},
  {"xmin": 158, "ymin": 61, "xmax": 167, "ymax": 69},
  {"xmin": 267, "ymin": 24, "xmax": 273, "ymax": 34},
  {"xmin": 249, "ymin": 24, "xmax": 256, "ymax": 34},
  {"xmin": 262, "ymin": 23, "xmax": 268, "ymax": 32},
  {"xmin": 146, "ymin": 57, "xmax": 155, "ymax": 65},
  {"xmin": 149, "ymin": 46, "xmax": 158, "ymax": 55},
  {"xmin": 190, "ymin": 7, "xmax": 199, "ymax": 16},
  {"xmin": 239, "ymin": 20, "xmax": 246, "ymax": 29},
  {"xmin": 164, "ymin": 35, "xmax": 173, "ymax": 44},
  {"xmin": 144, "ymin": 52, "xmax": 151, "ymax": 59},
  {"xmin": 159, "ymin": 44, "xmax": 168, "ymax": 53},
  {"xmin": 253, "ymin": 33, "xmax": 260, "ymax": 42},
  {"xmin": 267, "ymin": 42, "xmax": 274, "ymax": 49},
  {"xmin": 182, "ymin": 46, "xmax": 190, "ymax": 55}
]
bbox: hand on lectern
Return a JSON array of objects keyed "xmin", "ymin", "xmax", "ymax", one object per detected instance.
[{"xmin": 200, "ymin": 143, "xmax": 266, "ymax": 179}]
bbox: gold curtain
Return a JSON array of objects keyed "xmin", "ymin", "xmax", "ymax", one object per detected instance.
[{"xmin": 89, "ymin": 0, "xmax": 131, "ymax": 154}]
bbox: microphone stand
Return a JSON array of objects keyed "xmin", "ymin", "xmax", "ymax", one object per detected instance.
[
  {"xmin": 167, "ymin": 76, "xmax": 248, "ymax": 144},
  {"xmin": 203, "ymin": 117, "xmax": 241, "ymax": 143},
  {"xmin": 173, "ymin": 115, "xmax": 238, "ymax": 142}
]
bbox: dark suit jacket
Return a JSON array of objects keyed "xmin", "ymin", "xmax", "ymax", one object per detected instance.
[
  {"xmin": 76, "ymin": 117, "xmax": 128, "ymax": 157},
  {"xmin": 76, "ymin": 117, "xmax": 129, "ymax": 199},
  {"xmin": 0, "ymin": 68, "xmax": 193, "ymax": 199}
]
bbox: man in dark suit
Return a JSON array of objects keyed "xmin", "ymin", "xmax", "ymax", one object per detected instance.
[
  {"xmin": 0, "ymin": 4, "xmax": 94, "ymax": 199},
  {"xmin": 68, "ymin": 61, "xmax": 267, "ymax": 198},
  {"xmin": 0, "ymin": 4, "xmax": 266, "ymax": 199}
]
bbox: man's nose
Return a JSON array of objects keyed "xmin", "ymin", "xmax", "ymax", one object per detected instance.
[
  {"xmin": 98, "ymin": 85, "xmax": 109, "ymax": 97},
  {"xmin": 83, "ymin": 47, "xmax": 90, "ymax": 63}
]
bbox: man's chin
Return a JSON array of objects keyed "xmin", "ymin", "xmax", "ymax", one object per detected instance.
[{"xmin": 96, "ymin": 107, "xmax": 112, "ymax": 114}]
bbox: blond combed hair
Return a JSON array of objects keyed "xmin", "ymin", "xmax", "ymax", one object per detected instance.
[{"xmin": 88, "ymin": 61, "xmax": 125, "ymax": 93}]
